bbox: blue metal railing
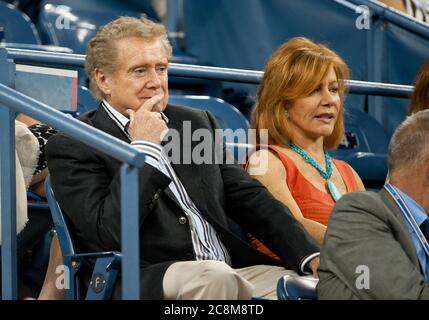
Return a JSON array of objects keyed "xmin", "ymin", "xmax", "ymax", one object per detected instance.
[
  {"xmin": 0, "ymin": 83, "xmax": 144, "ymax": 300},
  {"xmin": 3, "ymin": 48, "xmax": 413, "ymax": 98}
]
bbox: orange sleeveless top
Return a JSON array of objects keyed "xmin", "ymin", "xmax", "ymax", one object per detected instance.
[{"xmin": 247, "ymin": 145, "xmax": 360, "ymax": 261}]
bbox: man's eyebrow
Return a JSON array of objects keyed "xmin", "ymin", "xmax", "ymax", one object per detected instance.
[
  {"xmin": 127, "ymin": 62, "xmax": 168, "ymax": 72},
  {"xmin": 127, "ymin": 64, "xmax": 148, "ymax": 71}
]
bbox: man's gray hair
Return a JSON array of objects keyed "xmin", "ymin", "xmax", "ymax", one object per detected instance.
[
  {"xmin": 85, "ymin": 16, "xmax": 172, "ymax": 101},
  {"xmin": 388, "ymin": 109, "xmax": 429, "ymax": 174}
]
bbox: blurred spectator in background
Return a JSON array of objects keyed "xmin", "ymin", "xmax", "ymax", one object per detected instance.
[
  {"xmin": 378, "ymin": 0, "xmax": 429, "ymax": 23},
  {"xmin": 246, "ymin": 38, "xmax": 365, "ymax": 259},
  {"xmin": 409, "ymin": 58, "xmax": 429, "ymax": 114},
  {"xmin": 378, "ymin": 0, "xmax": 407, "ymax": 11},
  {"xmin": 152, "ymin": 0, "xmax": 166, "ymax": 25}
]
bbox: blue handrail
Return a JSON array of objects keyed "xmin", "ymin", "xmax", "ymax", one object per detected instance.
[
  {"xmin": 7, "ymin": 48, "xmax": 86, "ymax": 68},
  {"xmin": 0, "ymin": 83, "xmax": 144, "ymax": 299},
  {"xmin": 3, "ymin": 48, "xmax": 413, "ymax": 98},
  {"xmin": 171, "ymin": 64, "xmax": 413, "ymax": 98}
]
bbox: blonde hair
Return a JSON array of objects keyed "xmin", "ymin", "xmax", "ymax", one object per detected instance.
[
  {"xmin": 85, "ymin": 16, "xmax": 172, "ymax": 101},
  {"xmin": 251, "ymin": 37, "xmax": 349, "ymax": 149}
]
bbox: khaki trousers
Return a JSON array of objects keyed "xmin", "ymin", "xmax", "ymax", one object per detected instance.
[{"xmin": 163, "ymin": 260, "xmax": 297, "ymax": 300}]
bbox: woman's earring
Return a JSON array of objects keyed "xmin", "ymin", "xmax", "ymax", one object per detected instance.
[{"xmin": 284, "ymin": 109, "xmax": 289, "ymax": 118}]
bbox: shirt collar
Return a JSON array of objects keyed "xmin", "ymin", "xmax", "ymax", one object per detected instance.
[
  {"xmin": 102, "ymin": 99, "xmax": 129, "ymax": 134},
  {"xmin": 393, "ymin": 185, "xmax": 428, "ymax": 226}
]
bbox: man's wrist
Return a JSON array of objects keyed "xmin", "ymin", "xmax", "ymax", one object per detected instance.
[
  {"xmin": 300, "ymin": 252, "xmax": 320, "ymax": 275},
  {"xmin": 308, "ymin": 256, "xmax": 320, "ymax": 276}
]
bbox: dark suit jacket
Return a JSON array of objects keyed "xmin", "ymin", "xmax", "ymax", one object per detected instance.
[
  {"xmin": 46, "ymin": 103, "xmax": 319, "ymax": 299},
  {"xmin": 317, "ymin": 189, "xmax": 429, "ymax": 299}
]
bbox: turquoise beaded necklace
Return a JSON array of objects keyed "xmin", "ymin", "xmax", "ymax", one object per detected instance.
[{"xmin": 289, "ymin": 143, "xmax": 342, "ymax": 201}]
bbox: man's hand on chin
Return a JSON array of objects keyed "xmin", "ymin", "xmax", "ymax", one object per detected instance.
[
  {"xmin": 126, "ymin": 94, "xmax": 168, "ymax": 143},
  {"xmin": 308, "ymin": 256, "xmax": 320, "ymax": 278}
]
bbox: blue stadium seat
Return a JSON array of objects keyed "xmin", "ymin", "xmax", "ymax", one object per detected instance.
[
  {"xmin": 169, "ymin": 95, "xmax": 251, "ymax": 162},
  {"xmin": 27, "ymin": 190, "xmax": 49, "ymax": 210},
  {"xmin": 0, "ymin": 1, "xmax": 41, "ymax": 44},
  {"xmin": 277, "ymin": 275, "xmax": 318, "ymax": 300},
  {"xmin": 169, "ymin": 95, "xmax": 249, "ymax": 132},
  {"xmin": 37, "ymin": 3, "xmax": 147, "ymax": 53},
  {"xmin": 45, "ymin": 176, "xmax": 121, "ymax": 300},
  {"xmin": 330, "ymin": 108, "xmax": 389, "ymax": 187},
  {"xmin": 0, "ymin": 2, "xmax": 72, "ymax": 52},
  {"xmin": 77, "ymin": 85, "xmax": 98, "ymax": 114}
]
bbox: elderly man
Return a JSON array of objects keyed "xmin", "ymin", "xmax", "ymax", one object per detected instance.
[
  {"xmin": 318, "ymin": 109, "xmax": 429, "ymax": 299},
  {"xmin": 45, "ymin": 17, "xmax": 319, "ymax": 300}
]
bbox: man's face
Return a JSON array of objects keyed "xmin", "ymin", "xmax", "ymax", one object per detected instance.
[{"xmin": 99, "ymin": 37, "xmax": 169, "ymax": 116}]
